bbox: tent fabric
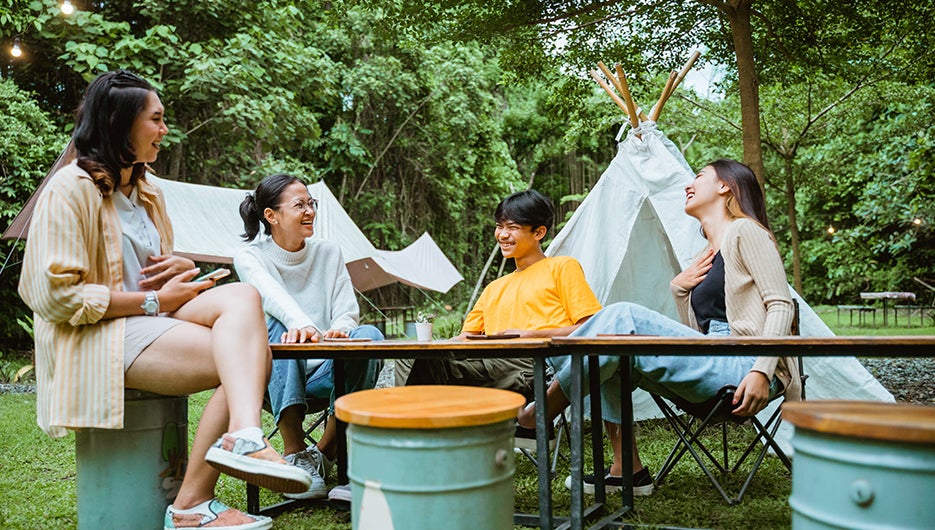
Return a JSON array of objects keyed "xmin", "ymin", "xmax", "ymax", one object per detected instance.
[
  {"xmin": 3, "ymin": 159, "xmax": 462, "ymax": 294},
  {"xmin": 545, "ymin": 120, "xmax": 893, "ymax": 450},
  {"xmin": 150, "ymin": 176, "xmax": 463, "ymax": 294}
]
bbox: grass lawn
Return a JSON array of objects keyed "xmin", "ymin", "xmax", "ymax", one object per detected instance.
[{"xmin": 1, "ymin": 304, "xmax": 931, "ymax": 529}]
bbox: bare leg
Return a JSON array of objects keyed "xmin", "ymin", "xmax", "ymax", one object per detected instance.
[
  {"xmin": 516, "ymin": 379, "xmax": 570, "ymax": 429},
  {"xmin": 168, "ymin": 283, "xmax": 271, "ymax": 432},
  {"xmin": 604, "ymin": 421, "xmax": 644, "ymax": 476},
  {"xmin": 126, "ymin": 283, "xmax": 275, "ymax": 506},
  {"xmin": 515, "ymin": 379, "xmax": 645, "ymax": 477},
  {"xmin": 279, "ymin": 404, "xmax": 308, "ymax": 457},
  {"xmin": 173, "ymin": 388, "xmax": 228, "ymax": 508},
  {"xmin": 316, "ymin": 417, "xmax": 337, "ymax": 460}
]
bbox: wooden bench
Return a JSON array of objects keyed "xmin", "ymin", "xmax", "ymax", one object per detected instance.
[
  {"xmin": 894, "ymin": 304, "xmax": 935, "ymax": 327},
  {"xmin": 836, "ymin": 305, "xmax": 877, "ymax": 326}
]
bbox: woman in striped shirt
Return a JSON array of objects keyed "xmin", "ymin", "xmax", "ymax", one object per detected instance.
[{"xmin": 19, "ymin": 70, "xmax": 309, "ymax": 530}]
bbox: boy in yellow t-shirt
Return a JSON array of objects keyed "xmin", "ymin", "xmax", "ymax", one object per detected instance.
[{"xmin": 400, "ymin": 189, "xmax": 602, "ymax": 404}]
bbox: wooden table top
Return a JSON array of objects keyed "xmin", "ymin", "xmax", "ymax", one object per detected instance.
[
  {"xmin": 334, "ymin": 385, "xmax": 526, "ymax": 429},
  {"xmin": 270, "ymin": 335, "xmax": 935, "ymax": 360},
  {"xmin": 551, "ymin": 335, "xmax": 935, "ymax": 357},
  {"xmin": 271, "ymin": 338, "xmax": 551, "ymax": 359},
  {"xmin": 782, "ymin": 400, "xmax": 935, "ymax": 444}
]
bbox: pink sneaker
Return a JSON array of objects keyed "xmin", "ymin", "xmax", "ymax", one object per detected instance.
[
  {"xmin": 164, "ymin": 499, "xmax": 271, "ymax": 529},
  {"xmin": 205, "ymin": 435, "xmax": 312, "ymax": 493}
]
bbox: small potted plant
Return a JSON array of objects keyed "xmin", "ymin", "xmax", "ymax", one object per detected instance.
[{"xmin": 415, "ymin": 312, "xmax": 435, "ymax": 341}]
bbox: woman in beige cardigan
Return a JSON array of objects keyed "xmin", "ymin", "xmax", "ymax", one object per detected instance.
[{"xmin": 517, "ymin": 158, "xmax": 798, "ymax": 496}]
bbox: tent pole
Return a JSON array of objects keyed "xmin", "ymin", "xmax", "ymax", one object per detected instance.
[{"xmin": 466, "ymin": 244, "xmax": 501, "ymax": 315}]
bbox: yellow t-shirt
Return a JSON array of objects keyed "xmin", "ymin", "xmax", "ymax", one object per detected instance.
[{"xmin": 462, "ymin": 256, "xmax": 602, "ymax": 334}]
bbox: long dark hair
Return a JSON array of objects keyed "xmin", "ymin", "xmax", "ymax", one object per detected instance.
[
  {"xmin": 239, "ymin": 173, "xmax": 306, "ymax": 242},
  {"xmin": 707, "ymin": 158, "xmax": 771, "ymax": 232},
  {"xmin": 74, "ymin": 70, "xmax": 156, "ymax": 196}
]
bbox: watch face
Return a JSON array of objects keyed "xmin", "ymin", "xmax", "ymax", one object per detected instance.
[{"xmin": 142, "ymin": 293, "xmax": 159, "ymax": 315}]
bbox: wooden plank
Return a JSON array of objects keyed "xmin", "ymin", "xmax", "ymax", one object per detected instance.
[
  {"xmin": 334, "ymin": 385, "xmax": 526, "ymax": 428},
  {"xmin": 551, "ymin": 335, "xmax": 935, "ymax": 357},
  {"xmin": 782, "ymin": 401, "xmax": 935, "ymax": 444}
]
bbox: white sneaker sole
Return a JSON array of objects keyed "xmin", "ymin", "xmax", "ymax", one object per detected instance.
[
  {"xmin": 328, "ymin": 485, "xmax": 352, "ymax": 503},
  {"xmin": 564, "ymin": 474, "xmax": 654, "ymax": 496},
  {"xmin": 284, "ymin": 480, "xmax": 329, "ymax": 500},
  {"xmin": 206, "ymin": 446, "xmax": 312, "ymax": 494}
]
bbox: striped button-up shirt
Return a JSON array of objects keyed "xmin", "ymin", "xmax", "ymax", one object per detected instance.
[{"xmin": 18, "ymin": 161, "xmax": 173, "ymax": 437}]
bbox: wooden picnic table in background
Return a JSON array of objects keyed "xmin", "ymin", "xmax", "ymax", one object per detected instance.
[{"xmin": 860, "ymin": 292, "xmax": 916, "ymax": 326}]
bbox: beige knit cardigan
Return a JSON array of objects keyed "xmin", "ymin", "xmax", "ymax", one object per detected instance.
[{"xmin": 670, "ymin": 218, "xmax": 801, "ymax": 401}]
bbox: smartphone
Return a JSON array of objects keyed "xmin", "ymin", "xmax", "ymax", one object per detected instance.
[
  {"xmin": 195, "ymin": 268, "xmax": 231, "ymax": 282},
  {"xmin": 465, "ymin": 333, "xmax": 520, "ymax": 340}
]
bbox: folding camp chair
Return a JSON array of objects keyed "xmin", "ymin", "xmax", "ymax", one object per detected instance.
[{"xmin": 650, "ymin": 300, "xmax": 806, "ymax": 505}]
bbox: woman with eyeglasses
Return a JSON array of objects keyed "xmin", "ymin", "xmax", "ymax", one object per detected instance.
[
  {"xmin": 235, "ymin": 173, "xmax": 384, "ymax": 503},
  {"xmin": 18, "ymin": 70, "xmax": 311, "ymax": 530}
]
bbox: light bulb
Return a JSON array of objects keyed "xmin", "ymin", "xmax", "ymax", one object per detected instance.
[
  {"xmin": 913, "ymin": 218, "xmax": 923, "ymax": 225},
  {"xmin": 10, "ymin": 38, "xmax": 22, "ymax": 58},
  {"xmin": 61, "ymin": 0, "xmax": 75, "ymax": 15},
  {"xmin": 827, "ymin": 226, "xmax": 835, "ymax": 235}
]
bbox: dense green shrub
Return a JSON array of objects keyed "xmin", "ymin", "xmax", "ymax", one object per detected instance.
[{"xmin": 0, "ymin": 78, "xmax": 68, "ymax": 353}]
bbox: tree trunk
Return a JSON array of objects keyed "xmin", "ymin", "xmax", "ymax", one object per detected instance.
[
  {"xmin": 168, "ymin": 141, "xmax": 183, "ymax": 180},
  {"xmin": 723, "ymin": 0, "xmax": 766, "ymax": 190},
  {"xmin": 783, "ymin": 157, "xmax": 803, "ymax": 294}
]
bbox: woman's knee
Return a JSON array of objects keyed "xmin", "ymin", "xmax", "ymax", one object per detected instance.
[{"xmin": 218, "ymin": 282, "xmax": 262, "ymax": 308}]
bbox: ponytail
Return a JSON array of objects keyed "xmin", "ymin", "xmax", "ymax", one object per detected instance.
[{"xmin": 239, "ymin": 193, "xmax": 263, "ymax": 242}]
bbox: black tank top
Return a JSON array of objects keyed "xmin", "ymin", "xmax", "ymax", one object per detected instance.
[{"xmin": 691, "ymin": 251, "xmax": 727, "ymax": 334}]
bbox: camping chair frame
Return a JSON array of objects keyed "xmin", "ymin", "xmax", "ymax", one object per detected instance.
[
  {"xmin": 650, "ymin": 300, "xmax": 805, "ymax": 505},
  {"xmin": 650, "ymin": 386, "xmax": 791, "ymax": 505}
]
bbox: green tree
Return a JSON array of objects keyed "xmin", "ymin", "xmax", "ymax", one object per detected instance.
[{"xmin": 0, "ymin": 78, "xmax": 67, "ymax": 349}]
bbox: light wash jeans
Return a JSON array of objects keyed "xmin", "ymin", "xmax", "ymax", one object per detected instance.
[
  {"xmin": 548, "ymin": 302, "xmax": 779, "ymax": 424},
  {"xmin": 267, "ymin": 318, "xmax": 384, "ymax": 421}
]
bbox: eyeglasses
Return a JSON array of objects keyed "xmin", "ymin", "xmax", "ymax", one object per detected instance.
[{"xmin": 278, "ymin": 198, "xmax": 318, "ymax": 213}]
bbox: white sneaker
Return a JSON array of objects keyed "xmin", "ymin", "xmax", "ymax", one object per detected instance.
[
  {"xmin": 327, "ymin": 484, "xmax": 352, "ymax": 502},
  {"xmin": 283, "ymin": 449, "xmax": 328, "ymax": 499}
]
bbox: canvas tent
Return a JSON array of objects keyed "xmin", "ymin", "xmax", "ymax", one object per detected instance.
[
  {"xmin": 3, "ymin": 146, "xmax": 463, "ymax": 294},
  {"xmin": 545, "ymin": 59, "xmax": 893, "ymax": 449}
]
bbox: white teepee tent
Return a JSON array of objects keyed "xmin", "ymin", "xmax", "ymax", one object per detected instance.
[{"xmin": 545, "ymin": 58, "xmax": 893, "ymax": 450}]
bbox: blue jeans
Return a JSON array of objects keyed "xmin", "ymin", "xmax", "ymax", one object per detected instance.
[
  {"xmin": 548, "ymin": 302, "xmax": 779, "ymax": 424},
  {"xmin": 267, "ymin": 318, "xmax": 384, "ymax": 421}
]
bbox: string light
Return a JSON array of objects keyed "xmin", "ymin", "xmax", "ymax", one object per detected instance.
[
  {"xmin": 10, "ymin": 37, "xmax": 22, "ymax": 58},
  {"xmin": 61, "ymin": 0, "xmax": 75, "ymax": 15},
  {"xmin": 827, "ymin": 226, "xmax": 835, "ymax": 235},
  {"xmin": 913, "ymin": 218, "xmax": 923, "ymax": 226}
]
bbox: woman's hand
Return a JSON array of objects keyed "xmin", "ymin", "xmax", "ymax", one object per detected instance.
[
  {"xmin": 139, "ymin": 255, "xmax": 196, "ymax": 290},
  {"xmin": 671, "ymin": 248, "xmax": 715, "ymax": 291},
  {"xmin": 322, "ymin": 328, "xmax": 349, "ymax": 339},
  {"xmin": 281, "ymin": 326, "xmax": 321, "ymax": 344},
  {"xmin": 157, "ymin": 268, "xmax": 211, "ymax": 313},
  {"xmin": 731, "ymin": 370, "xmax": 771, "ymax": 416}
]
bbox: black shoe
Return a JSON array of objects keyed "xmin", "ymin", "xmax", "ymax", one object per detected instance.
[
  {"xmin": 565, "ymin": 466, "xmax": 654, "ymax": 496},
  {"xmin": 514, "ymin": 423, "xmax": 556, "ymax": 451}
]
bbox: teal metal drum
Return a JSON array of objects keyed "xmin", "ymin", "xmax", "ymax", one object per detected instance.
[
  {"xmin": 335, "ymin": 385, "xmax": 527, "ymax": 530},
  {"xmin": 75, "ymin": 390, "xmax": 188, "ymax": 530},
  {"xmin": 783, "ymin": 401, "xmax": 935, "ymax": 530}
]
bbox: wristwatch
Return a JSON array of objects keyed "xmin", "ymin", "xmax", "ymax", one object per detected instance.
[{"xmin": 141, "ymin": 291, "xmax": 160, "ymax": 316}]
